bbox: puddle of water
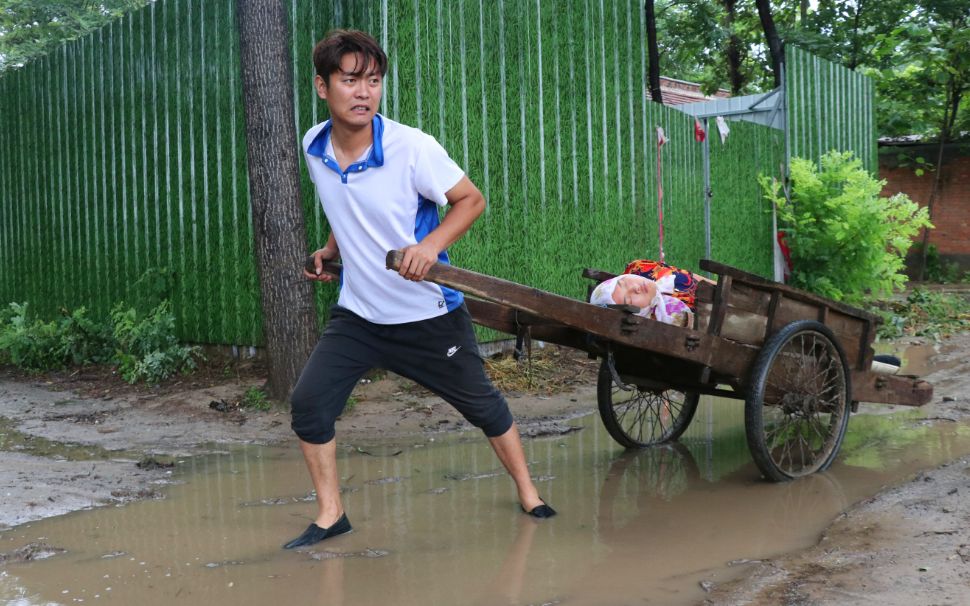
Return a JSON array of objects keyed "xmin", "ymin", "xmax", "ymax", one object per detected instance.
[
  {"xmin": 0, "ymin": 416, "xmax": 142, "ymax": 462},
  {"xmin": 3, "ymin": 397, "xmax": 970, "ymax": 606},
  {"xmin": 874, "ymin": 341, "xmax": 958, "ymax": 377}
]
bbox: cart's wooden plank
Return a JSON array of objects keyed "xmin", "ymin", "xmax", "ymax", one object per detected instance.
[
  {"xmin": 387, "ymin": 251, "xmax": 754, "ymax": 378},
  {"xmin": 817, "ymin": 304, "xmax": 829, "ymax": 324},
  {"xmin": 699, "ymin": 259, "xmax": 881, "ymax": 324},
  {"xmin": 858, "ymin": 320, "xmax": 875, "ymax": 372},
  {"xmin": 851, "ymin": 371, "xmax": 933, "ymax": 407},
  {"xmin": 582, "ymin": 268, "xmax": 616, "ymax": 282},
  {"xmin": 463, "ymin": 298, "xmax": 596, "ymax": 352},
  {"xmin": 694, "ymin": 303, "xmax": 768, "ymax": 346},
  {"xmin": 699, "ymin": 275, "xmax": 733, "ymax": 384},
  {"xmin": 766, "ymin": 291, "xmax": 782, "ymax": 335},
  {"xmin": 463, "ymin": 298, "xmax": 561, "ymax": 328},
  {"xmin": 696, "ymin": 281, "xmax": 715, "ymax": 304},
  {"xmin": 708, "ymin": 275, "xmax": 732, "ymax": 337}
]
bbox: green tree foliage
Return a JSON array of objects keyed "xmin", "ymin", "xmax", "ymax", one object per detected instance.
[
  {"xmin": 654, "ymin": 1, "xmax": 968, "ymax": 139},
  {"xmin": 861, "ymin": 1, "xmax": 970, "ymax": 139},
  {"xmin": 760, "ymin": 151, "xmax": 932, "ymax": 304},
  {"xmin": 0, "ymin": 0, "xmax": 148, "ymax": 71},
  {"xmin": 654, "ymin": 0, "xmax": 803, "ymax": 95}
]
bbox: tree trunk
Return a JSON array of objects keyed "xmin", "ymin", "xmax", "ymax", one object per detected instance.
[
  {"xmin": 917, "ymin": 82, "xmax": 964, "ymax": 281},
  {"xmin": 236, "ymin": 0, "xmax": 318, "ymax": 401},
  {"xmin": 721, "ymin": 0, "xmax": 745, "ymax": 94},
  {"xmin": 755, "ymin": 0, "xmax": 785, "ymax": 88},
  {"xmin": 846, "ymin": 0, "xmax": 866, "ymax": 70},
  {"xmin": 645, "ymin": 0, "xmax": 663, "ymax": 103}
]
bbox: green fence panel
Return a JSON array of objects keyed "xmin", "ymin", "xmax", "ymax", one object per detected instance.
[
  {"xmin": 1, "ymin": 1, "xmax": 843, "ymax": 346},
  {"xmin": 786, "ymin": 45, "xmax": 875, "ymax": 173},
  {"xmin": 0, "ymin": 0, "xmax": 262, "ymax": 345},
  {"xmin": 709, "ymin": 119, "xmax": 784, "ymax": 276}
]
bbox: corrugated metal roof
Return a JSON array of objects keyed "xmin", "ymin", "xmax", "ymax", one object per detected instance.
[{"xmin": 676, "ymin": 88, "xmax": 785, "ymax": 131}]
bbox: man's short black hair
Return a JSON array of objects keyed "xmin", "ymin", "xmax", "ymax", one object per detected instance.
[{"xmin": 313, "ymin": 29, "xmax": 388, "ymax": 84}]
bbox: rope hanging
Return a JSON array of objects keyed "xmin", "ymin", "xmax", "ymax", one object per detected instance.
[{"xmin": 655, "ymin": 126, "xmax": 668, "ymax": 264}]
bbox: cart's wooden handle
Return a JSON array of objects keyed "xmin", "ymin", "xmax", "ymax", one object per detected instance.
[
  {"xmin": 386, "ymin": 250, "xmax": 447, "ymax": 279},
  {"xmin": 304, "ymin": 255, "xmax": 342, "ymax": 277}
]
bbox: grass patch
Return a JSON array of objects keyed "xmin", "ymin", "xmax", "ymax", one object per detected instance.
[
  {"xmin": 484, "ymin": 346, "xmax": 596, "ymax": 396},
  {"xmin": 875, "ymin": 288, "xmax": 970, "ymax": 340},
  {"xmin": 240, "ymin": 387, "xmax": 271, "ymax": 411},
  {"xmin": 342, "ymin": 395, "xmax": 359, "ymax": 415}
]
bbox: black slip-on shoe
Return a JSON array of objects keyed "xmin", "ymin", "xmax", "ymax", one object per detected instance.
[
  {"xmin": 282, "ymin": 513, "xmax": 352, "ymax": 549},
  {"xmin": 521, "ymin": 499, "xmax": 557, "ymax": 519}
]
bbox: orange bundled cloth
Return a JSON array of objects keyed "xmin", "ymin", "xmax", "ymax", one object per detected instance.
[{"xmin": 623, "ymin": 259, "xmax": 701, "ymax": 311}]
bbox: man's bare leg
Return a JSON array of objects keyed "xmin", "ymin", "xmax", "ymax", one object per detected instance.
[
  {"xmin": 488, "ymin": 423, "xmax": 547, "ymax": 512},
  {"xmin": 282, "ymin": 438, "xmax": 352, "ymax": 548},
  {"xmin": 299, "ymin": 438, "xmax": 345, "ymax": 527}
]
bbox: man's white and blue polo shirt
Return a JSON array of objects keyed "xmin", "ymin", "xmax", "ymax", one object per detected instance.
[{"xmin": 302, "ymin": 114, "xmax": 466, "ymax": 325}]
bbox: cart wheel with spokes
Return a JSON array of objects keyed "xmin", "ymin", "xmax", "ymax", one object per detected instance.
[
  {"xmin": 745, "ymin": 320, "xmax": 851, "ymax": 482},
  {"xmin": 597, "ymin": 357, "xmax": 700, "ymax": 448}
]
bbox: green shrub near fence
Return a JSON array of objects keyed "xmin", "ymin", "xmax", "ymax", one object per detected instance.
[{"xmin": 0, "ymin": 299, "xmax": 201, "ymax": 383}]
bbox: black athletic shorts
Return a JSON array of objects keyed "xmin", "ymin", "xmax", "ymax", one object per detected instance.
[{"xmin": 290, "ymin": 304, "xmax": 514, "ymax": 444}]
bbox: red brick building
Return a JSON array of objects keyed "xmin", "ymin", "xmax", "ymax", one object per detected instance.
[
  {"xmin": 879, "ymin": 140, "xmax": 970, "ymax": 273},
  {"xmin": 658, "ymin": 76, "xmax": 731, "ymax": 105}
]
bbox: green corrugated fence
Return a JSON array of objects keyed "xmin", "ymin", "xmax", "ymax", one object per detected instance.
[
  {"xmin": 786, "ymin": 44, "xmax": 876, "ymax": 172},
  {"xmin": 0, "ymin": 0, "xmax": 261, "ymax": 345},
  {"xmin": 0, "ymin": 1, "xmax": 870, "ymax": 346}
]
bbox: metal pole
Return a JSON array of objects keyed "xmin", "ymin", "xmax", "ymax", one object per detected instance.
[
  {"xmin": 703, "ymin": 117, "xmax": 712, "ymax": 264},
  {"xmin": 775, "ymin": 60, "xmax": 790, "ymax": 282},
  {"xmin": 781, "ymin": 61, "xmax": 791, "ymax": 185}
]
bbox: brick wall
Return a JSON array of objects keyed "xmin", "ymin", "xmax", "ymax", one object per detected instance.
[{"xmin": 879, "ymin": 143, "xmax": 970, "ymax": 271}]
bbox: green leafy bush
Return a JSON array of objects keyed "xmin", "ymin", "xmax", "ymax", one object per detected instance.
[
  {"xmin": 0, "ymin": 303, "xmax": 63, "ymax": 370},
  {"xmin": 110, "ymin": 301, "xmax": 202, "ymax": 384},
  {"xmin": 0, "ymin": 299, "xmax": 202, "ymax": 383},
  {"xmin": 0, "ymin": 303, "xmax": 114, "ymax": 371},
  {"xmin": 57, "ymin": 306, "xmax": 116, "ymax": 366},
  {"xmin": 760, "ymin": 151, "xmax": 932, "ymax": 304}
]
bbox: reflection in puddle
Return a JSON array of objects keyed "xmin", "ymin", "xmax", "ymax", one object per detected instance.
[{"xmin": 3, "ymin": 397, "xmax": 970, "ymax": 606}]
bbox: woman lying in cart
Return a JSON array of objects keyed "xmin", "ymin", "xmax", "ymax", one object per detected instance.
[{"xmin": 589, "ymin": 259, "xmax": 711, "ymax": 328}]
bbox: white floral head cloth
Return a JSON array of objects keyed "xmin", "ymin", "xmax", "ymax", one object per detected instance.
[{"xmin": 590, "ymin": 276, "xmax": 622, "ymax": 307}]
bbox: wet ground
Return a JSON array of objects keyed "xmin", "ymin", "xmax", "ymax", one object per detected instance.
[{"xmin": 4, "ymin": 372, "xmax": 970, "ymax": 606}]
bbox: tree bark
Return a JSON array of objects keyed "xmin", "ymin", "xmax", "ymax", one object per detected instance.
[
  {"xmin": 846, "ymin": 0, "xmax": 866, "ymax": 70},
  {"xmin": 721, "ymin": 0, "xmax": 745, "ymax": 94},
  {"xmin": 236, "ymin": 0, "xmax": 318, "ymax": 401},
  {"xmin": 917, "ymin": 81, "xmax": 964, "ymax": 281},
  {"xmin": 645, "ymin": 0, "xmax": 663, "ymax": 103},
  {"xmin": 755, "ymin": 0, "xmax": 785, "ymax": 88}
]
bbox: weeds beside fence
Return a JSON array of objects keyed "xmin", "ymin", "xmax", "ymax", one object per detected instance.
[{"xmin": 0, "ymin": 300, "xmax": 200, "ymax": 383}]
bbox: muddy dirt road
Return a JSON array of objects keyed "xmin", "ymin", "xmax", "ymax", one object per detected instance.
[{"xmin": 2, "ymin": 338, "xmax": 970, "ymax": 605}]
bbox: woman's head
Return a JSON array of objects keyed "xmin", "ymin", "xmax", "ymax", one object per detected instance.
[
  {"xmin": 613, "ymin": 275, "xmax": 658, "ymax": 308},
  {"xmin": 590, "ymin": 275, "xmax": 658, "ymax": 310}
]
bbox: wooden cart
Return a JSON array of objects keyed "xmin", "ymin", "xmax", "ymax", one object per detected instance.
[{"xmin": 377, "ymin": 252, "xmax": 933, "ymax": 481}]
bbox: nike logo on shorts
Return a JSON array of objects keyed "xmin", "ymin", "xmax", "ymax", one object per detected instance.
[{"xmin": 447, "ymin": 345, "xmax": 461, "ymax": 357}]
